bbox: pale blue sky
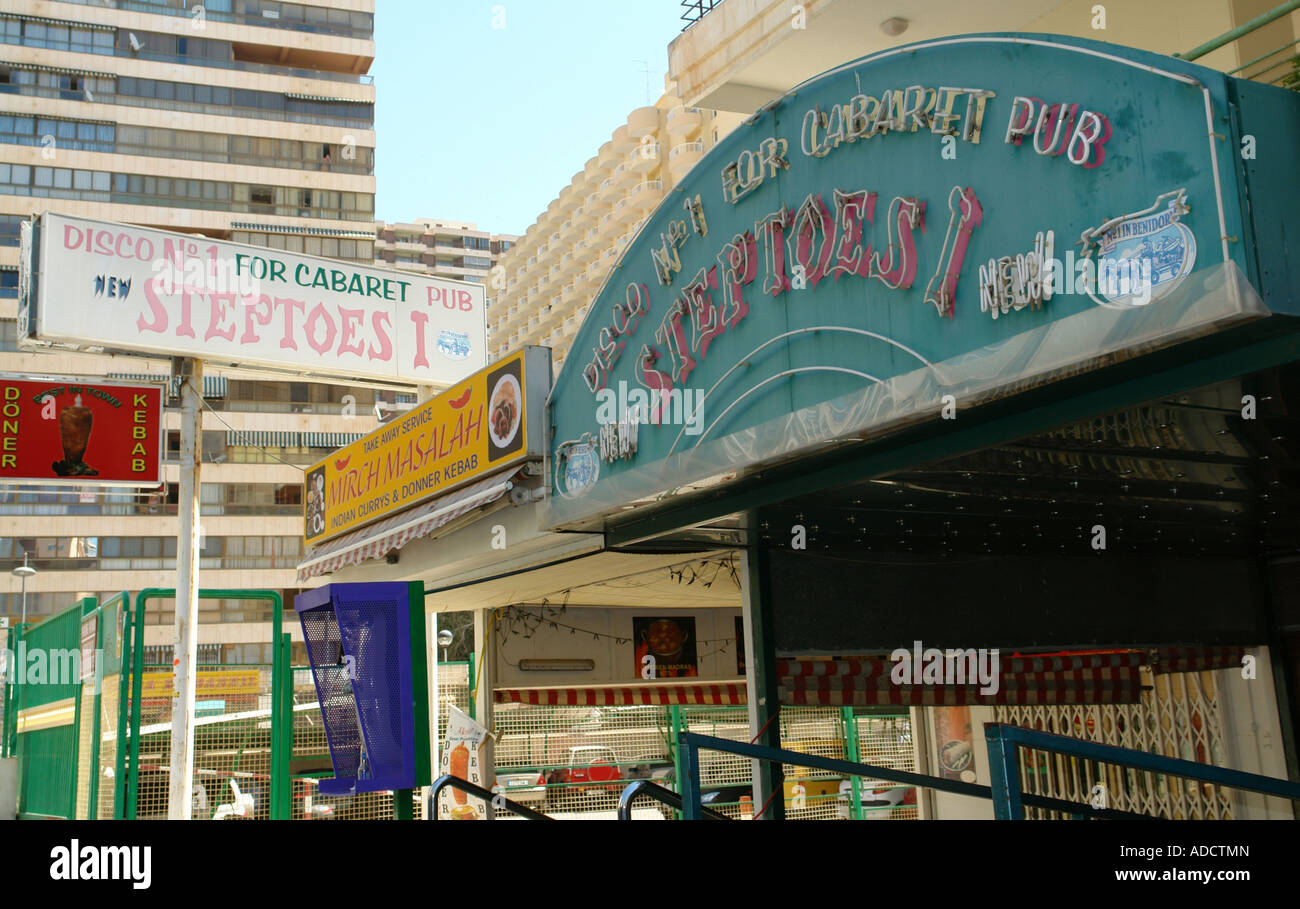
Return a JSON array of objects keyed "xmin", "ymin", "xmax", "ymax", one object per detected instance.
[{"xmin": 373, "ymin": 1, "xmax": 687, "ymax": 235}]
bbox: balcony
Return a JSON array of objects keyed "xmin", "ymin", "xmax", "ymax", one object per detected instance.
[
  {"xmin": 59, "ymin": 0, "xmax": 376, "ymax": 40},
  {"xmin": 613, "ymin": 162, "xmax": 637, "ymax": 186},
  {"xmin": 585, "ymin": 260, "xmax": 609, "ymax": 286},
  {"xmin": 629, "ymin": 143, "xmax": 660, "ymax": 173},
  {"xmin": 583, "ymin": 156, "xmax": 607, "ymax": 184},
  {"xmin": 669, "ymin": 141, "xmax": 705, "ymax": 181},
  {"xmin": 597, "ymin": 140, "xmax": 619, "ymax": 169},
  {"xmin": 622, "ymin": 180, "xmax": 664, "ymax": 217},
  {"xmin": 597, "ymin": 211, "xmax": 622, "ymax": 239},
  {"xmin": 627, "ymin": 106, "xmax": 661, "ymax": 140},
  {"xmin": 0, "ymin": 25, "xmax": 376, "ymax": 85},
  {"xmin": 612, "ymin": 124, "xmax": 636, "ymax": 154},
  {"xmin": 667, "ymin": 106, "xmax": 703, "ymax": 137}
]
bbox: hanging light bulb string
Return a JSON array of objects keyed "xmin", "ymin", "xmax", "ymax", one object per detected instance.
[{"xmin": 499, "ymin": 602, "xmax": 738, "ymax": 648}]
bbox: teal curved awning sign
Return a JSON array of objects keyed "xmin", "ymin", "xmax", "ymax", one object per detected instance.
[{"xmin": 544, "ymin": 32, "xmax": 1296, "ymax": 530}]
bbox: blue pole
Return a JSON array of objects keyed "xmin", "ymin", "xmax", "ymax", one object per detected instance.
[
  {"xmin": 679, "ymin": 732, "xmax": 702, "ymax": 820},
  {"xmin": 984, "ymin": 723, "xmax": 1024, "ymax": 820}
]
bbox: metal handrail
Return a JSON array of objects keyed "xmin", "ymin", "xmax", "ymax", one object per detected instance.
[
  {"xmin": 428, "ymin": 774, "xmax": 553, "ymax": 821},
  {"xmin": 616, "ymin": 779, "xmax": 730, "ymax": 821},
  {"xmin": 1179, "ymin": 0, "xmax": 1300, "ymax": 60},
  {"xmin": 677, "ymin": 731, "xmax": 1151, "ymax": 820},
  {"xmin": 986, "ymin": 723, "xmax": 1300, "ymax": 820}
]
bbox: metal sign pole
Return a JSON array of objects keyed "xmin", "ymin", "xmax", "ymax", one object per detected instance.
[{"xmin": 167, "ymin": 357, "xmax": 204, "ymax": 820}]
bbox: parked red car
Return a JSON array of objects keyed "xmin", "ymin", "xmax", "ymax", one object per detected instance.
[{"xmin": 546, "ymin": 745, "xmax": 624, "ymax": 805}]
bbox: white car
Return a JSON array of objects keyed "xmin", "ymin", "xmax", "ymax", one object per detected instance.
[{"xmin": 492, "ymin": 771, "xmax": 548, "ymax": 808}]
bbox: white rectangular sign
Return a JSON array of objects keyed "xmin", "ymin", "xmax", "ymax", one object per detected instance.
[{"xmin": 21, "ymin": 213, "xmax": 486, "ymax": 386}]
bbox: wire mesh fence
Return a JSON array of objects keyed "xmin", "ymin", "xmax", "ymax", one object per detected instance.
[
  {"xmin": 289, "ymin": 662, "xmax": 472, "ymax": 820},
  {"xmin": 854, "ymin": 713, "xmax": 920, "ymax": 820},
  {"xmin": 133, "ymin": 664, "xmax": 274, "ymax": 820},
  {"xmin": 493, "ymin": 702, "xmax": 678, "ymax": 819},
  {"xmin": 488, "ymin": 703, "xmax": 920, "ymax": 820},
  {"xmin": 96, "ymin": 676, "xmax": 120, "ymax": 820}
]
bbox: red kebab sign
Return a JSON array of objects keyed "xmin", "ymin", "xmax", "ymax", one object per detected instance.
[{"xmin": 0, "ymin": 374, "xmax": 165, "ymax": 487}]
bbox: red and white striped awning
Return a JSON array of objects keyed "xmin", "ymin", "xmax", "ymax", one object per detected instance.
[
  {"xmin": 1150, "ymin": 646, "xmax": 1244, "ymax": 674},
  {"xmin": 491, "ymin": 648, "xmax": 1244, "ymax": 710},
  {"xmin": 296, "ymin": 469, "xmax": 520, "ymax": 583},
  {"xmin": 777, "ymin": 653, "xmax": 1146, "ymax": 706},
  {"xmin": 496, "ymin": 680, "xmax": 746, "ymax": 707}
]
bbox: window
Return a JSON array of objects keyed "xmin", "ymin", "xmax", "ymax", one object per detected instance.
[{"xmin": 249, "ymin": 185, "xmax": 273, "ymax": 205}]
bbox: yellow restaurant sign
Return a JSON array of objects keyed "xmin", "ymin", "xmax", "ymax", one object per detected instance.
[
  {"xmin": 304, "ymin": 348, "xmax": 547, "ymax": 545},
  {"xmin": 142, "ymin": 669, "xmax": 262, "ymax": 699}
]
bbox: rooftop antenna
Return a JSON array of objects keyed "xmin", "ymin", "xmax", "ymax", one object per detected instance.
[{"xmin": 635, "ymin": 59, "xmax": 653, "ymax": 104}]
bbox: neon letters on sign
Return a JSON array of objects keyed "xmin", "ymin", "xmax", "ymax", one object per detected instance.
[{"xmin": 552, "ymin": 32, "xmax": 1239, "ymax": 506}]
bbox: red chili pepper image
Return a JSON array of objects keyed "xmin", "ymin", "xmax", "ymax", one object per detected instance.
[
  {"xmin": 334, "ymin": 455, "xmax": 351, "ymax": 471},
  {"xmin": 448, "ymin": 388, "xmax": 472, "ymax": 409}
]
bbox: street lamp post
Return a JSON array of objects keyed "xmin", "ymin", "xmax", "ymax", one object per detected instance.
[{"xmin": 11, "ymin": 552, "xmax": 36, "ymax": 625}]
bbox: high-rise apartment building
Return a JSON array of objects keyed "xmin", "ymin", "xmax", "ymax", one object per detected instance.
[
  {"xmin": 372, "ymin": 217, "xmax": 516, "ymax": 287},
  {"xmin": 488, "ymin": 88, "xmax": 745, "ymax": 372},
  {"xmin": 0, "ymin": 0, "xmax": 386, "ymax": 663}
]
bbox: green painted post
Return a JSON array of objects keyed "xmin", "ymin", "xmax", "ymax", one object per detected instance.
[
  {"xmin": 114, "ymin": 598, "xmax": 133, "ymax": 819},
  {"xmin": 842, "ymin": 708, "xmax": 863, "ymax": 821},
  {"xmin": 271, "ymin": 631, "xmax": 283, "ymax": 820},
  {"xmin": 8, "ymin": 623, "xmax": 22, "ymax": 808},
  {"xmin": 126, "ymin": 593, "xmax": 146, "ymax": 819},
  {"xmin": 85, "ymin": 599, "xmax": 103, "ymax": 818},
  {"xmin": 2, "ymin": 625, "xmax": 12, "ymax": 758},
  {"xmin": 281, "ymin": 631, "xmax": 293, "ymax": 820},
  {"xmin": 742, "ymin": 513, "xmax": 784, "ymax": 820},
  {"xmin": 670, "ymin": 705, "xmax": 685, "ymax": 820},
  {"xmin": 466, "ymin": 653, "xmax": 476, "ymax": 721},
  {"xmin": 69, "ymin": 668, "xmax": 82, "ymax": 820},
  {"xmin": 272, "ymin": 630, "xmax": 293, "ymax": 820},
  {"xmin": 394, "ymin": 787, "xmax": 414, "ymax": 820}
]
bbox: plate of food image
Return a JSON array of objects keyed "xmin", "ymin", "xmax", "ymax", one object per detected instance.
[{"xmin": 488, "ymin": 373, "xmax": 522, "ymax": 449}]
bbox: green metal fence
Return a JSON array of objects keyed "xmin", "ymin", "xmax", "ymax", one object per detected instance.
[
  {"xmin": 6, "ymin": 588, "xmax": 288, "ymax": 820},
  {"xmin": 490, "ymin": 702, "xmax": 918, "ymax": 820},
  {"xmin": 4, "ymin": 594, "xmax": 129, "ymax": 819}
]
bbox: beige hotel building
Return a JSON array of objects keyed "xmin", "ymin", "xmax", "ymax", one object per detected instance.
[
  {"xmin": 488, "ymin": 88, "xmax": 745, "ymax": 373},
  {"xmin": 373, "ymin": 216, "xmax": 516, "ymax": 289},
  {"xmin": 0, "ymin": 0, "xmax": 389, "ymax": 664}
]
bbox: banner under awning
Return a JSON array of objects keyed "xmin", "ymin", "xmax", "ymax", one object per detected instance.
[
  {"xmin": 777, "ymin": 648, "xmax": 1249, "ymax": 706},
  {"xmin": 777, "ymin": 653, "xmax": 1149, "ymax": 707},
  {"xmin": 496, "ymin": 681, "xmax": 746, "ymax": 707},
  {"xmin": 490, "ymin": 648, "xmax": 1242, "ymax": 709},
  {"xmin": 296, "ymin": 468, "xmax": 520, "ymax": 582}
]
